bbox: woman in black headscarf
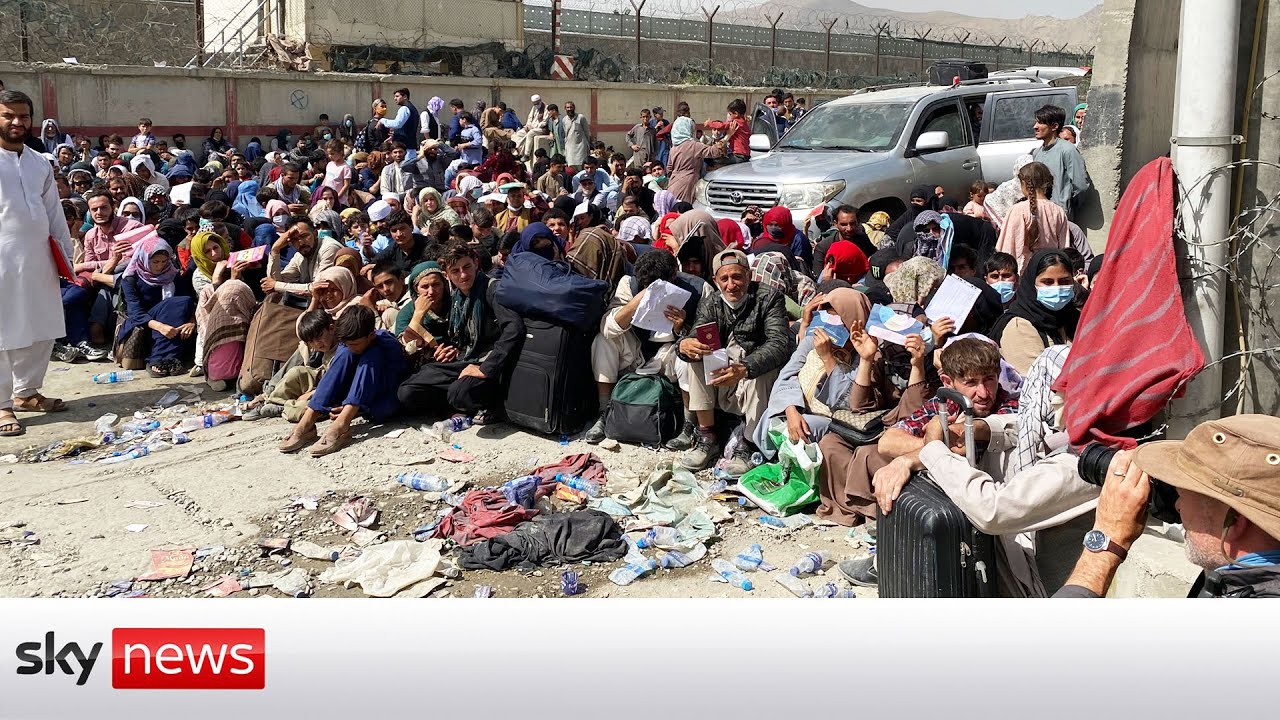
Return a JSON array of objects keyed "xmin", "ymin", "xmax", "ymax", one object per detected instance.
[{"xmin": 990, "ymin": 248, "xmax": 1080, "ymax": 375}]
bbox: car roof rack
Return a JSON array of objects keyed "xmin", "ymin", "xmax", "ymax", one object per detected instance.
[
  {"xmin": 950, "ymin": 76, "xmax": 1048, "ymax": 88},
  {"xmin": 850, "ymin": 81, "xmax": 930, "ymax": 95}
]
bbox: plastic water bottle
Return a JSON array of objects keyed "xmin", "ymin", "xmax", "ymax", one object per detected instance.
[
  {"xmin": 556, "ymin": 473, "xmax": 600, "ymax": 498},
  {"xmin": 657, "ymin": 543, "xmax": 707, "ymax": 569},
  {"xmin": 704, "ymin": 477, "xmax": 729, "ymax": 495},
  {"xmin": 429, "ymin": 416, "xmax": 472, "ymax": 442},
  {"xmin": 710, "ymin": 559, "xmax": 753, "ymax": 591},
  {"xmin": 789, "ymin": 551, "xmax": 826, "ymax": 576},
  {"xmin": 561, "ymin": 571, "xmax": 582, "ymax": 596},
  {"xmin": 440, "ymin": 492, "xmax": 466, "ymax": 507},
  {"xmin": 92, "ymin": 370, "xmax": 135, "ymax": 384},
  {"xmin": 750, "ymin": 452, "xmax": 764, "ymax": 467},
  {"xmin": 178, "ymin": 412, "xmax": 230, "ymax": 432},
  {"xmin": 290, "ymin": 540, "xmax": 340, "ymax": 561},
  {"xmin": 559, "ymin": 433, "xmax": 569, "ymax": 446},
  {"xmin": 120, "ymin": 419, "xmax": 161, "ymax": 434},
  {"xmin": 757, "ymin": 515, "xmax": 787, "ymax": 529},
  {"xmin": 98, "ymin": 442, "xmax": 171, "ymax": 465},
  {"xmin": 635, "ymin": 526, "xmax": 680, "ymax": 549},
  {"xmin": 711, "ymin": 468, "xmax": 735, "ymax": 484},
  {"xmin": 397, "ymin": 472, "xmax": 451, "ymax": 492},
  {"xmin": 473, "ymin": 585, "xmax": 494, "ymax": 598},
  {"xmin": 608, "ymin": 557, "xmax": 658, "ymax": 586},
  {"xmin": 814, "ymin": 582, "xmax": 854, "ymax": 598},
  {"xmin": 775, "ymin": 573, "xmax": 814, "ymax": 598},
  {"xmin": 732, "ymin": 544, "xmax": 765, "ymax": 572}
]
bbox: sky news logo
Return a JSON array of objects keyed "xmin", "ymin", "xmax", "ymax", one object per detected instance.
[{"xmin": 15, "ymin": 629, "xmax": 265, "ymax": 689}]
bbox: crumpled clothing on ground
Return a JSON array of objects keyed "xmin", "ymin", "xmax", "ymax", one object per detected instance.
[
  {"xmin": 458, "ymin": 510, "xmax": 627, "ymax": 571},
  {"xmin": 319, "ymin": 540, "xmax": 444, "ymax": 597},
  {"xmin": 433, "ymin": 489, "xmax": 540, "ymax": 546}
]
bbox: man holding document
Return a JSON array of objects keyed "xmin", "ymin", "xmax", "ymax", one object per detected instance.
[
  {"xmin": 584, "ymin": 251, "xmax": 711, "ymax": 446},
  {"xmin": 675, "ymin": 250, "xmax": 793, "ymax": 473}
]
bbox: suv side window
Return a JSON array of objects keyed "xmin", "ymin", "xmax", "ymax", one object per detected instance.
[
  {"xmin": 917, "ymin": 101, "xmax": 968, "ymax": 149},
  {"xmin": 988, "ymin": 93, "xmax": 1061, "ymax": 142}
]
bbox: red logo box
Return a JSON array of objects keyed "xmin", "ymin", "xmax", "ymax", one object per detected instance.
[{"xmin": 111, "ymin": 628, "xmax": 265, "ymax": 690}]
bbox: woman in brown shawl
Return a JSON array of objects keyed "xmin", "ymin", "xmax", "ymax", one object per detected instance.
[
  {"xmin": 814, "ymin": 297, "xmax": 938, "ymax": 526},
  {"xmin": 666, "ymin": 209, "xmax": 724, "ymax": 282}
]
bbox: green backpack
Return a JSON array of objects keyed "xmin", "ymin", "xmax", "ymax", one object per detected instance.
[{"xmin": 603, "ymin": 372, "xmax": 683, "ymax": 445}]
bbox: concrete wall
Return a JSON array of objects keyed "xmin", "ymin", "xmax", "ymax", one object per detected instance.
[
  {"xmin": 1077, "ymin": 0, "xmax": 1181, "ymax": 245},
  {"xmin": 0, "ymin": 62, "xmax": 843, "ymax": 151},
  {"xmin": 300, "ymin": 0, "xmax": 522, "ymax": 48}
]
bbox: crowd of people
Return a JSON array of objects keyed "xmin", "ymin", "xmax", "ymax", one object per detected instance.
[{"xmin": 3, "ymin": 78, "xmax": 1277, "ymax": 599}]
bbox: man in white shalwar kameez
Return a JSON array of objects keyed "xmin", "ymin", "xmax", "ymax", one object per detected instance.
[
  {"xmin": 560, "ymin": 101, "xmax": 591, "ymax": 168},
  {"xmin": 0, "ymin": 90, "xmax": 73, "ymax": 436}
]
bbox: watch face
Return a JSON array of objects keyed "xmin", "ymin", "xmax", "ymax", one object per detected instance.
[{"xmin": 1084, "ymin": 530, "xmax": 1108, "ymax": 552}]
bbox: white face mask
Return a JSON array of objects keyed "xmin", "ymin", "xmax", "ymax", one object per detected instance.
[{"xmin": 272, "ymin": 214, "xmax": 289, "ymax": 228}]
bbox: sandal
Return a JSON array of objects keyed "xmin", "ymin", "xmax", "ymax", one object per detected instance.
[
  {"xmin": 0, "ymin": 410, "xmax": 23, "ymax": 437},
  {"xmin": 12, "ymin": 395, "xmax": 67, "ymax": 413},
  {"xmin": 278, "ymin": 428, "xmax": 319, "ymax": 453},
  {"xmin": 309, "ymin": 428, "xmax": 353, "ymax": 457}
]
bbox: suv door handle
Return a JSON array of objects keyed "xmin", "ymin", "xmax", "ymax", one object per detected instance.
[{"xmin": 962, "ymin": 160, "xmax": 978, "ymax": 170}]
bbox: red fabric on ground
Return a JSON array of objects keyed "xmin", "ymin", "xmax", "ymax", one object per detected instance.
[
  {"xmin": 434, "ymin": 489, "xmax": 539, "ymax": 547},
  {"xmin": 1053, "ymin": 157, "xmax": 1205, "ymax": 449}
]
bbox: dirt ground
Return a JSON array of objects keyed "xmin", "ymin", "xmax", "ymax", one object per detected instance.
[{"xmin": 0, "ymin": 359, "xmax": 877, "ymax": 599}]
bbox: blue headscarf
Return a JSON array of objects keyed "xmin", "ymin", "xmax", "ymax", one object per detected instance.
[
  {"xmin": 232, "ymin": 180, "xmax": 263, "ymax": 218},
  {"xmin": 515, "ymin": 222, "xmax": 565, "ymax": 261}
]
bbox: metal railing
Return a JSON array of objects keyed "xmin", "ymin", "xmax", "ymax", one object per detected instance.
[{"xmin": 187, "ymin": 0, "xmax": 281, "ymax": 69}]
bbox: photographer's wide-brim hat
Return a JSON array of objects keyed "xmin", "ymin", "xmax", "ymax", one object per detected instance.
[{"xmin": 1132, "ymin": 415, "xmax": 1280, "ymax": 542}]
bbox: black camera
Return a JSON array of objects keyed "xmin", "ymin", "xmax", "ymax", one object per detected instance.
[{"xmin": 1078, "ymin": 443, "xmax": 1182, "ymax": 525}]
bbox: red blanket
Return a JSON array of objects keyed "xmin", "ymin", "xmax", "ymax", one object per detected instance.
[
  {"xmin": 434, "ymin": 489, "xmax": 539, "ymax": 547},
  {"xmin": 1053, "ymin": 157, "xmax": 1205, "ymax": 449}
]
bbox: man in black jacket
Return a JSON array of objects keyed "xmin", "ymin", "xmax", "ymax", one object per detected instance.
[
  {"xmin": 1055, "ymin": 415, "xmax": 1280, "ymax": 598},
  {"xmin": 676, "ymin": 249, "xmax": 793, "ymax": 473},
  {"xmin": 396, "ymin": 243, "xmax": 524, "ymax": 424}
]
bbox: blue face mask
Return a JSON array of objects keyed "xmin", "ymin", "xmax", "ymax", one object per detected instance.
[
  {"xmin": 991, "ymin": 280, "xmax": 1015, "ymax": 303},
  {"xmin": 1036, "ymin": 285, "xmax": 1075, "ymax": 311}
]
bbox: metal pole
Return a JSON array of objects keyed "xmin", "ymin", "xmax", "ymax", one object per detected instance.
[
  {"xmin": 993, "ymin": 36, "xmax": 1006, "ymax": 72},
  {"xmin": 768, "ymin": 12, "xmax": 783, "ymax": 69},
  {"xmin": 957, "ymin": 31, "xmax": 970, "ymax": 60},
  {"xmin": 823, "ymin": 17, "xmax": 838, "ymax": 76},
  {"xmin": 630, "ymin": 0, "xmax": 646, "ymax": 72},
  {"xmin": 552, "ymin": 0, "xmax": 561, "ymax": 54},
  {"xmin": 916, "ymin": 29, "xmax": 932, "ymax": 78},
  {"xmin": 195, "ymin": 0, "xmax": 206, "ymax": 66},
  {"xmin": 702, "ymin": 5, "xmax": 720, "ymax": 65},
  {"xmin": 1028, "ymin": 39, "xmax": 1040, "ymax": 66},
  {"xmin": 873, "ymin": 23, "xmax": 890, "ymax": 77},
  {"xmin": 1169, "ymin": 0, "xmax": 1242, "ymax": 435},
  {"xmin": 18, "ymin": 0, "xmax": 29, "ymax": 63}
]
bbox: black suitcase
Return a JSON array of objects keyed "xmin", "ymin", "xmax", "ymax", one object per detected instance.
[
  {"xmin": 928, "ymin": 59, "xmax": 988, "ymax": 85},
  {"xmin": 876, "ymin": 389, "xmax": 998, "ymax": 598},
  {"xmin": 503, "ymin": 317, "xmax": 596, "ymax": 435}
]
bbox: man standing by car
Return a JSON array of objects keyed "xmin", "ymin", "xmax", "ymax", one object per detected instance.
[{"xmin": 1031, "ymin": 105, "xmax": 1088, "ymax": 219}]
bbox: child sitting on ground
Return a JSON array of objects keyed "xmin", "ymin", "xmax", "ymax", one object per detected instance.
[
  {"xmin": 243, "ymin": 310, "xmax": 335, "ymax": 422},
  {"xmin": 278, "ymin": 304, "xmax": 409, "ymax": 457}
]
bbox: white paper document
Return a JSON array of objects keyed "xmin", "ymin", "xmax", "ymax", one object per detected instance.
[
  {"xmin": 631, "ymin": 279, "xmax": 692, "ymax": 335},
  {"xmin": 924, "ymin": 274, "xmax": 982, "ymax": 328},
  {"xmin": 702, "ymin": 349, "xmax": 730, "ymax": 385}
]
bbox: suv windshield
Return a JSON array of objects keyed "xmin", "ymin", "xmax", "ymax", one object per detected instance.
[{"xmin": 775, "ymin": 102, "xmax": 914, "ymax": 152}]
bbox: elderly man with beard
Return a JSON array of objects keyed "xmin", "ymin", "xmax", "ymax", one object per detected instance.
[
  {"xmin": 676, "ymin": 249, "xmax": 793, "ymax": 473},
  {"xmin": 263, "ymin": 216, "xmax": 343, "ymax": 299}
]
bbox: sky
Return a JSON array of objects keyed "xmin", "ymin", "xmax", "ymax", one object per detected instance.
[{"xmin": 856, "ymin": 0, "xmax": 1100, "ymax": 19}]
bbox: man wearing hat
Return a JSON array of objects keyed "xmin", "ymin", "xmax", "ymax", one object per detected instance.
[
  {"xmin": 495, "ymin": 182, "xmax": 532, "ymax": 234},
  {"xmin": 1056, "ymin": 415, "xmax": 1280, "ymax": 598},
  {"xmin": 675, "ymin": 248, "xmax": 793, "ymax": 473}
]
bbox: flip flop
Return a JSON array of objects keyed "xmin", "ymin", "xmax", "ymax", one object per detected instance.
[
  {"xmin": 278, "ymin": 428, "xmax": 319, "ymax": 453},
  {"xmin": 12, "ymin": 395, "xmax": 67, "ymax": 413},
  {"xmin": 0, "ymin": 410, "xmax": 23, "ymax": 437},
  {"xmin": 309, "ymin": 429, "xmax": 352, "ymax": 457}
]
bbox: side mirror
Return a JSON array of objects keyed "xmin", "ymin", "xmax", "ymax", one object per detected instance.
[
  {"xmin": 748, "ymin": 133, "xmax": 772, "ymax": 153},
  {"xmin": 914, "ymin": 131, "xmax": 950, "ymax": 153}
]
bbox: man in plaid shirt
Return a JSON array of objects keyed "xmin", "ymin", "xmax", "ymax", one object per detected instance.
[{"xmin": 875, "ymin": 337, "xmax": 1019, "ymax": 514}]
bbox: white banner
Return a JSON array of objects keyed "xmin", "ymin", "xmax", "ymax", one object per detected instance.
[{"xmin": 0, "ymin": 599, "xmax": 1272, "ymax": 719}]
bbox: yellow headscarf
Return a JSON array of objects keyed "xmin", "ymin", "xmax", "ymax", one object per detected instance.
[{"xmin": 191, "ymin": 230, "xmax": 230, "ymax": 279}]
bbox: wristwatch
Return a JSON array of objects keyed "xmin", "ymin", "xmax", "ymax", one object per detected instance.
[{"xmin": 1082, "ymin": 530, "xmax": 1128, "ymax": 560}]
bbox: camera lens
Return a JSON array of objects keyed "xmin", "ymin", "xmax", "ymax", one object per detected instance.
[{"xmin": 1078, "ymin": 443, "xmax": 1117, "ymax": 487}]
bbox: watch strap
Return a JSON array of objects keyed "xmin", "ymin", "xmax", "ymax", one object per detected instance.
[{"xmin": 1105, "ymin": 539, "xmax": 1129, "ymax": 561}]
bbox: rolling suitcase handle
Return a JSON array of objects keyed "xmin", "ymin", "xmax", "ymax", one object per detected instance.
[{"xmin": 934, "ymin": 388, "xmax": 977, "ymax": 468}]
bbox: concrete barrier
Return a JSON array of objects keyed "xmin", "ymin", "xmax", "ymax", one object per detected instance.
[{"xmin": 0, "ymin": 62, "xmax": 845, "ymax": 152}]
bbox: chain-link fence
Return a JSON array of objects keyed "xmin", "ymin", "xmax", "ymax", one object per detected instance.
[{"xmin": 0, "ymin": 0, "xmax": 199, "ymax": 66}]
